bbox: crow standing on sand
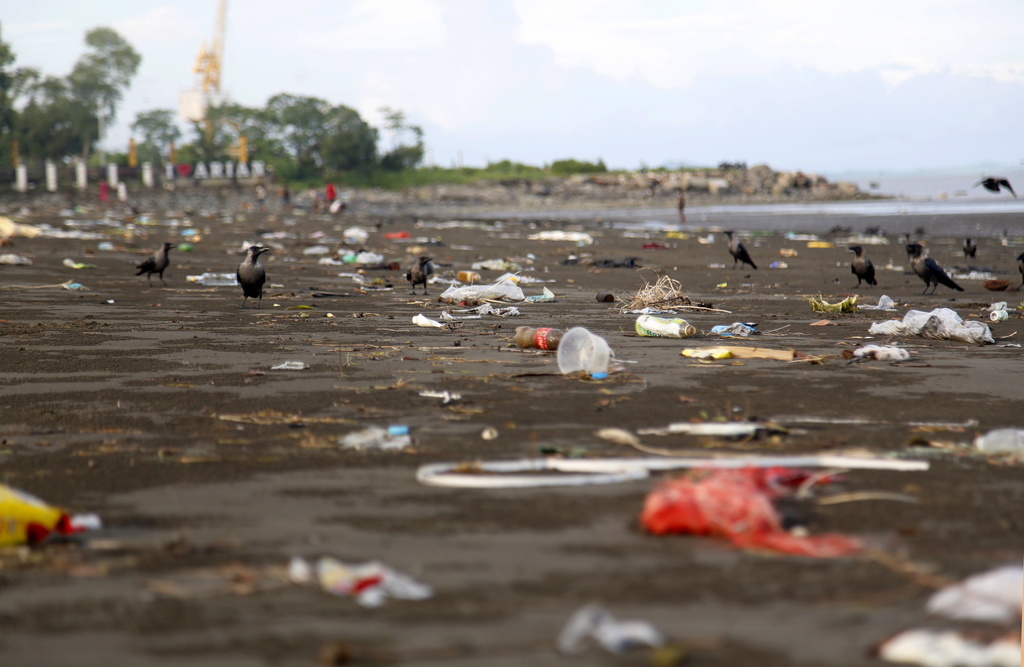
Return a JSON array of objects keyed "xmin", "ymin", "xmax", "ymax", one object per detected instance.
[
  {"xmin": 406, "ymin": 256, "xmax": 434, "ymax": 294},
  {"xmin": 848, "ymin": 245, "xmax": 877, "ymax": 287},
  {"xmin": 906, "ymin": 243, "xmax": 963, "ymax": 294},
  {"xmin": 237, "ymin": 245, "xmax": 271, "ymax": 309},
  {"xmin": 136, "ymin": 242, "xmax": 175, "ymax": 286},
  {"xmin": 724, "ymin": 231, "xmax": 757, "ymax": 269},
  {"xmin": 1016, "ymin": 253, "xmax": 1024, "ymax": 290},
  {"xmin": 974, "ymin": 177, "xmax": 1016, "ymax": 198},
  {"xmin": 963, "ymin": 238, "xmax": 977, "ymax": 258}
]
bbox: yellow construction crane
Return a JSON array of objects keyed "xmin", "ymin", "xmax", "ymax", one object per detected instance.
[
  {"xmin": 180, "ymin": 0, "xmax": 228, "ymax": 143},
  {"xmin": 192, "ymin": 0, "xmax": 227, "ymax": 97}
]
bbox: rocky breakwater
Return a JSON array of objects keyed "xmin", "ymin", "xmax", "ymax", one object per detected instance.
[{"xmin": 381, "ymin": 163, "xmax": 870, "ymax": 213}]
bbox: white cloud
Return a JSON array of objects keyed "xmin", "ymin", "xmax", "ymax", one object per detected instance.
[
  {"xmin": 5, "ymin": 21, "xmax": 70, "ymax": 38},
  {"xmin": 513, "ymin": 0, "xmax": 1024, "ymax": 87},
  {"xmin": 303, "ymin": 0, "xmax": 446, "ymax": 52},
  {"xmin": 113, "ymin": 7, "xmax": 198, "ymax": 45}
]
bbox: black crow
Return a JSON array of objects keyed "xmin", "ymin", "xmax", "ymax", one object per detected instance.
[
  {"xmin": 848, "ymin": 245, "xmax": 877, "ymax": 287},
  {"xmin": 724, "ymin": 231, "xmax": 757, "ymax": 269},
  {"xmin": 974, "ymin": 177, "xmax": 1016, "ymax": 198},
  {"xmin": 406, "ymin": 256, "xmax": 435, "ymax": 294},
  {"xmin": 136, "ymin": 242, "xmax": 175, "ymax": 286},
  {"xmin": 1016, "ymin": 252, "xmax": 1024, "ymax": 291},
  {"xmin": 237, "ymin": 246, "xmax": 271, "ymax": 308},
  {"xmin": 906, "ymin": 243, "xmax": 963, "ymax": 294},
  {"xmin": 963, "ymin": 238, "xmax": 977, "ymax": 258}
]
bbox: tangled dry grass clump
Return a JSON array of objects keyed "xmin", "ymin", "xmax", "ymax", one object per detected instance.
[{"xmin": 620, "ymin": 273, "xmax": 716, "ymax": 313}]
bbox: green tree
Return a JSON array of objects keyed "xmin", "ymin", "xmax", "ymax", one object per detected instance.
[
  {"xmin": 263, "ymin": 94, "xmax": 377, "ymax": 179},
  {"xmin": 15, "ymin": 73, "xmax": 91, "ymax": 161},
  {"xmin": 0, "ymin": 22, "xmax": 16, "ymax": 165},
  {"xmin": 322, "ymin": 105, "xmax": 378, "ymax": 173},
  {"xmin": 67, "ymin": 27, "xmax": 141, "ymax": 160},
  {"xmin": 210, "ymin": 102, "xmax": 282, "ymax": 162},
  {"xmin": 378, "ymin": 105, "xmax": 423, "ymax": 171},
  {"xmin": 0, "ymin": 22, "xmax": 37, "ymax": 166},
  {"xmin": 131, "ymin": 109, "xmax": 181, "ymax": 165}
]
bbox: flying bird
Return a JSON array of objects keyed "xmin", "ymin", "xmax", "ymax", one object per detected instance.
[
  {"xmin": 962, "ymin": 238, "xmax": 977, "ymax": 258},
  {"xmin": 237, "ymin": 245, "xmax": 271, "ymax": 308},
  {"xmin": 724, "ymin": 231, "xmax": 757, "ymax": 270},
  {"xmin": 973, "ymin": 177, "xmax": 1016, "ymax": 198},
  {"xmin": 406, "ymin": 256, "xmax": 435, "ymax": 294},
  {"xmin": 906, "ymin": 243, "xmax": 963, "ymax": 294},
  {"xmin": 848, "ymin": 245, "xmax": 876, "ymax": 287},
  {"xmin": 135, "ymin": 242, "xmax": 176, "ymax": 286}
]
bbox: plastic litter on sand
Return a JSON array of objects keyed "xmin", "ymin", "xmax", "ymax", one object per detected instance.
[
  {"xmin": 877, "ymin": 629, "xmax": 1020, "ymax": 667},
  {"xmin": 271, "ymin": 361, "xmax": 308, "ymax": 370},
  {"xmin": 557, "ymin": 604, "xmax": 664, "ymax": 654},
  {"xmin": 926, "ymin": 565, "xmax": 1023, "ymax": 623},
  {"xmin": 869, "ymin": 308, "xmax": 994, "ymax": 345},
  {"xmin": 556, "ymin": 327, "xmax": 612, "ymax": 375},
  {"xmin": 852, "ymin": 345, "xmax": 910, "ymax": 361},
  {"xmin": 288, "ymin": 557, "xmax": 432, "ymax": 608},
  {"xmin": 639, "ymin": 468, "xmax": 862, "ymax": 557}
]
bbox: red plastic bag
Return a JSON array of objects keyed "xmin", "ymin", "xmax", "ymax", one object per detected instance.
[{"xmin": 640, "ymin": 468, "xmax": 860, "ymax": 558}]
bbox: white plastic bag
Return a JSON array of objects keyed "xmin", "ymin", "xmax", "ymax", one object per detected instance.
[{"xmin": 869, "ymin": 308, "xmax": 993, "ymax": 344}]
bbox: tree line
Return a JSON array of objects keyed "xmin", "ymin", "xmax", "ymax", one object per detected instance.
[{"xmin": 0, "ymin": 23, "xmax": 424, "ymax": 183}]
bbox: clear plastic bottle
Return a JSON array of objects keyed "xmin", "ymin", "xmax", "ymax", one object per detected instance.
[
  {"xmin": 187, "ymin": 272, "xmax": 236, "ymax": 286},
  {"xmin": 635, "ymin": 315, "xmax": 696, "ymax": 338},
  {"xmin": 974, "ymin": 429, "xmax": 1024, "ymax": 454},
  {"xmin": 514, "ymin": 326, "xmax": 563, "ymax": 350}
]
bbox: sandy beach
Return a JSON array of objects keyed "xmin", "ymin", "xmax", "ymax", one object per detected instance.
[{"xmin": 1, "ymin": 190, "xmax": 1023, "ymax": 666}]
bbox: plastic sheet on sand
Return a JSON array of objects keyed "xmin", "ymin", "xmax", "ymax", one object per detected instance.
[
  {"xmin": 640, "ymin": 468, "xmax": 861, "ymax": 558},
  {"xmin": 868, "ymin": 308, "xmax": 994, "ymax": 344}
]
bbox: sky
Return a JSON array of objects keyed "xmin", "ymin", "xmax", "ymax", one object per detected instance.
[{"xmin": 4, "ymin": 0, "xmax": 1024, "ymax": 177}]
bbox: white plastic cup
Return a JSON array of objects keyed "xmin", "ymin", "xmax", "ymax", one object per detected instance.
[{"xmin": 557, "ymin": 327, "xmax": 612, "ymax": 375}]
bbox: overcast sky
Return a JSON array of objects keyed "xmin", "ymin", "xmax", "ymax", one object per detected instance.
[{"xmin": 4, "ymin": 0, "xmax": 1023, "ymax": 176}]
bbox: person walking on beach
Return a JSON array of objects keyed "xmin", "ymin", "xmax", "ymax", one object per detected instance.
[
  {"xmin": 279, "ymin": 185, "xmax": 291, "ymax": 213},
  {"xmin": 255, "ymin": 184, "xmax": 266, "ymax": 212},
  {"xmin": 677, "ymin": 190, "xmax": 686, "ymax": 222}
]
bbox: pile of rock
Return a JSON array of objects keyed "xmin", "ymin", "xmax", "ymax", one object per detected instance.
[{"xmin": 400, "ymin": 163, "xmax": 866, "ymax": 209}]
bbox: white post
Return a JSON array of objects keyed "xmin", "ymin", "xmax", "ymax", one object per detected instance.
[
  {"xmin": 106, "ymin": 163, "xmax": 118, "ymax": 187},
  {"xmin": 165, "ymin": 162, "xmax": 175, "ymax": 181},
  {"xmin": 14, "ymin": 163, "xmax": 27, "ymax": 193},
  {"xmin": 45, "ymin": 160, "xmax": 57, "ymax": 192},
  {"xmin": 75, "ymin": 160, "xmax": 88, "ymax": 190},
  {"xmin": 142, "ymin": 162, "xmax": 154, "ymax": 188}
]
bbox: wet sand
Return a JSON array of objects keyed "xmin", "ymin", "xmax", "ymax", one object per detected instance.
[{"xmin": 1, "ymin": 194, "xmax": 1023, "ymax": 666}]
